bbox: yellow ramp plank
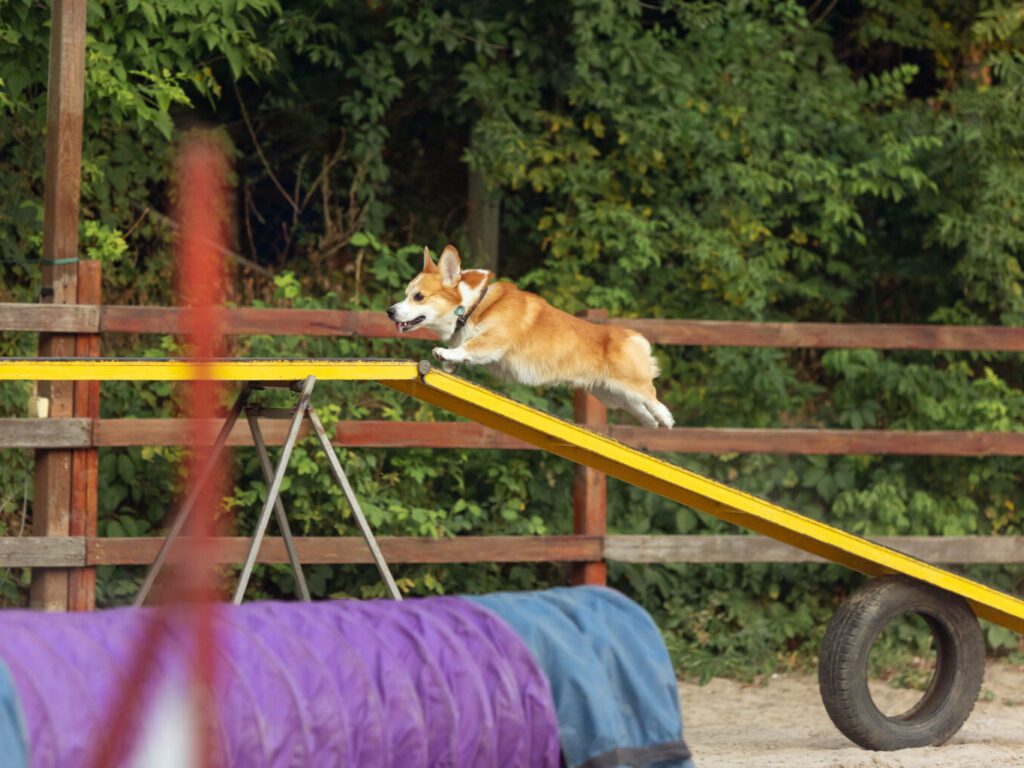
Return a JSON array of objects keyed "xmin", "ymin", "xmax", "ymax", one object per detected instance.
[
  {"xmin": 386, "ymin": 367, "xmax": 1024, "ymax": 635},
  {"xmin": 0, "ymin": 358, "xmax": 419, "ymax": 382}
]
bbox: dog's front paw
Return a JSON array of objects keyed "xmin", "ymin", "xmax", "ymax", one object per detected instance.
[
  {"xmin": 431, "ymin": 347, "xmax": 457, "ymax": 372},
  {"xmin": 432, "ymin": 346, "xmax": 463, "ymax": 373}
]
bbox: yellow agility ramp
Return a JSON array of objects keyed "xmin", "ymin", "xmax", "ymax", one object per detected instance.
[
  {"xmin": 390, "ymin": 363, "xmax": 1024, "ymax": 636},
  {"xmin": 3, "ymin": 356, "xmax": 1023, "ymax": 635}
]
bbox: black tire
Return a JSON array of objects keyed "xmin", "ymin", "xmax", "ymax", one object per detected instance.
[{"xmin": 818, "ymin": 575, "xmax": 985, "ymax": 751}]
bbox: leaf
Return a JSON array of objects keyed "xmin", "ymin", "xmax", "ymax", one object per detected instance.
[{"xmin": 224, "ymin": 45, "xmax": 243, "ymax": 80}]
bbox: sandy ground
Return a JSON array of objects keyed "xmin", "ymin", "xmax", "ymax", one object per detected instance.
[{"xmin": 680, "ymin": 662, "xmax": 1024, "ymax": 767}]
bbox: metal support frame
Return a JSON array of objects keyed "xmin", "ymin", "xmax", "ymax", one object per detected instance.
[
  {"xmin": 307, "ymin": 406, "xmax": 402, "ymax": 600},
  {"xmin": 231, "ymin": 377, "xmax": 316, "ymax": 603},
  {"xmin": 135, "ymin": 375, "xmax": 400, "ymax": 606},
  {"xmin": 245, "ymin": 404, "xmax": 310, "ymax": 602}
]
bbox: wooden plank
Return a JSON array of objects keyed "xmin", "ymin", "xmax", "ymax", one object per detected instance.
[
  {"xmin": 93, "ymin": 418, "xmax": 524, "ymax": 448},
  {"xmin": 32, "ymin": 0, "xmax": 88, "ymax": 612},
  {"xmin": 85, "ymin": 419, "xmax": 1024, "ymax": 456},
  {"xmin": 0, "ymin": 303, "xmax": 993, "ymax": 352},
  {"xmin": 610, "ymin": 318, "xmax": 1024, "ymax": 351},
  {"xmin": 609, "ymin": 427, "xmax": 1024, "ymax": 456},
  {"xmin": 0, "ymin": 537, "xmax": 86, "ymax": 567},
  {"xmin": 94, "ymin": 418, "xmax": 313, "ymax": 447},
  {"xmin": 329, "ymin": 424, "xmax": 1024, "ymax": 456},
  {"xmin": 69, "ymin": 260, "xmax": 101, "ymax": 611},
  {"xmin": 6, "ymin": 534, "xmax": 1012, "ymax": 568},
  {"xmin": 334, "ymin": 420, "xmax": 533, "ymax": 449},
  {"xmin": 0, "ymin": 303, "xmax": 99, "ymax": 333},
  {"xmin": 0, "ymin": 418, "xmax": 91, "ymax": 448},
  {"xmin": 604, "ymin": 535, "xmax": 1024, "ymax": 564},
  {"xmin": 87, "ymin": 535, "xmax": 603, "ymax": 566},
  {"xmin": 572, "ymin": 313, "xmax": 609, "ymax": 586},
  {"xmin": 101, "ymin": 305, "xmax": 438, "ymax": 340},
  {"xmin": 3, "ymin": 299, "xmax": 1024, "ymax": 354}
]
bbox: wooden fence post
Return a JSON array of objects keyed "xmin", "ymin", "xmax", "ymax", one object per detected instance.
[
  {"xmin": 68, "ymin": 260, "xmax": 101, "ymax": 611},
  {"xmin": 572, "ymin": 309, "xmax": 608, "ymax": 586},
  {"xmin": 31, "ymin": 0, "xmax": 88, "ymax": 611}
]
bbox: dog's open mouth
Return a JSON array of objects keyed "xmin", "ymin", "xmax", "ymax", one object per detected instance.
[{"xmin": 395, "ymin": 316, "xmax": 425, "ymax": 333}]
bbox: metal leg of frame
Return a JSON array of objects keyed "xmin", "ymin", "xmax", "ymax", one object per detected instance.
[
  {"xmin": 306, "ymin": 405, "xmax": 402, "ymax": 601},
  {"xmin": 232, "ymin": 376, "xmax": 317, "ymax": 605},
  {"xmin": 134, "ymin": 385, "xmax": 251, "ymax": 607},
  {"xmin": 245, "ymin": 406, "xmax": 311, "ymax": 602}
]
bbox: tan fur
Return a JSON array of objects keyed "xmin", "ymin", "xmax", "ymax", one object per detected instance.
[{"xmin": 387, "ymin": 245, "xmax": 674, "ymax": 427}]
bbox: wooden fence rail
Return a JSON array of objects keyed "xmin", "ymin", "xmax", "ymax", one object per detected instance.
[
  {"xmin": 4, "ymin": 298, "xmax": 1024, "ymax": 609},
  {"xmin": 5, "ymin": 418, "xmax": 1024, "ymax": 456},
  {"xmin": 2, "ymin": 535, "xmax": 1022, "ymax": 568},
  {"xmin": 6, "ymin": 301, "xmax": 1024, "ymax": 349}
]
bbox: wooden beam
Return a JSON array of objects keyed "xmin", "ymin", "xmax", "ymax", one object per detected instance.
[
  {"xmin": 86, "ymin": 535, "xmax": 602, "ymax": 566},
  {"xmin": 32, "ymin": 0, "xmax": 88, "ymax": 612},
  {"xmin": 0, "ymin": 537, "xmax": 85, "ymax": 567},
  {"xmin": 609, "ymin": 427, "xmax": 1024, "ymax": 456},
  {"xmin": 5, "ymin": 534, "xmax": 1018, "ymax": 568},
  {"xmin": 334, "ymin": 420, "xmax": 533, "ymax": 449},
  {"xmin": 2, "ymin": 302, "xmax": 1022, "ymax": 353},
  {"xmin": 332, "ymin": 423, "xmax": 1024, "ymax": 457},
  {"xmin": 0, "ymin": 418, "xmax": 91, "ymax": 448},
  {"xmin": 11, "ymin": 419, "xmax": 1024, "ymax": 457},
  {"xmin": 91, "ymin": 418, "xmax": 529, "ymax": 448},
  {"xmin": 609, "ymin": 318, "xmax": 1024, "ymax": 351},
  {"xmin": 93, "ymin": 417, "xmax": 313, "ymax": 448},
  {"xmin": 604, "ymin": 535, "xmax": 1024, "ymax": 564},
  {"xmin": 3, "ymin": 297, "xmax": 1024, "ymax": 354},
  {"xmin": 571, "ymin": 311, "xmax": 609, "ymax": 586},
  {"xmin": 100, "ymin": 305, "xmax": 438, "ymax": 340},
  {"xmin": 68, "ymin": 261, "xmax": 101, "ymax": 611},
  {"xmin": 0, "ymin": 303, "xmax": 99, "ymax": 333}
]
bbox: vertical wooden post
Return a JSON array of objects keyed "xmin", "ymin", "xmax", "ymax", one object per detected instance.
[
  {"xmin": 31, "ymin": 0, "xmax": 88, "ymax": 611},
  {"xmin": 68, "ymin": 260, "xmax": 101, "ymax": 611},
  {"xmin": 571, "ymin": 309, "xmax": 608, "ymax": 586}
]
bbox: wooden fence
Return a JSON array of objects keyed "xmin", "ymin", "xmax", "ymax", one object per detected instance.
[{"xmin": 4, "ymin": 285, "xmax": 1024, "ymax": 611}]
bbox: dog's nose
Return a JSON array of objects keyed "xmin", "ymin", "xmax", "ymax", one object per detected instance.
[{"xmin": 386, "ymin": 305, "xmax": 397, "ymax": 320}]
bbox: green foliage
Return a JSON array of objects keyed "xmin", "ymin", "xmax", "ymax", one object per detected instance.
[{"xmin": 3, "ymin": 0, "xmax": 1024, "ymax": 674}]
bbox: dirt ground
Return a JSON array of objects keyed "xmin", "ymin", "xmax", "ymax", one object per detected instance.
[{"xmin": 679, "ymin": 662, "xmax": 1024, "ymax": 767}]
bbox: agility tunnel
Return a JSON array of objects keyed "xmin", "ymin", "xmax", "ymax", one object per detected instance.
[{"xmin": 0, "ymin": 586, "xmax": 693, "ymax": 768}]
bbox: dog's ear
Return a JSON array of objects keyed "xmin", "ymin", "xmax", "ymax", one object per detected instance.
[
  {"xmin": 422, "ymin": 247, "xmax": 438, "ymax": 273},
  {"xmin": 439, "ymin": 245, "xmax": 461, "ymax": 288}
]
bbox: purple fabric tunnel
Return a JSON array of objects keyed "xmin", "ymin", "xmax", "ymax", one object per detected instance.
[{"xmin": 0, "ymin": 598, "xmax": 560, "ymax": 768}]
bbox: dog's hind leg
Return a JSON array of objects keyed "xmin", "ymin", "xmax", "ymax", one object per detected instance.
[
  {"xmin": 595, "ymin": 380, "xmax": 672, "ymax": 428},
  {"xmin": 596, "ymin": 384, "xmax": 659, "ymax": 427},
  {"xmin": 591, "ymin": 386, "xmax": 628, "ymax": 411},
  {"xmin": 645, "ymin": 398, "xmax": 675, "ymax": 428},
  {"xmin": 625, "ymin": 399, "xmax": 660, "ymax": 428}
]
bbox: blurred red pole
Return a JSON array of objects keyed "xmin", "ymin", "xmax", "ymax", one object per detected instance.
[
  {"xmin": 87, "ymin": 135, "xmax": 230, "ymax": 768},
  {"xmin": 176, "ymin": 135, "xmax": 230, "ymax": 768}
]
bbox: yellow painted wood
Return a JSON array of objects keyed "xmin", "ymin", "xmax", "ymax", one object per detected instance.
[
  {"xmin": 387, "ymin": 368, "xmax": 1024, "ymax": 635},
  {"xmin": 0, "ymin": 358, "xmax": 420, "ymax": 382},
  {"xmin": 5, "ymin": 356, "xmax": 1022, "ymax": 633}
]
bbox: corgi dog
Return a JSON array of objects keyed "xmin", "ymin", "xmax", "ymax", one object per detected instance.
[{"xmin": 387, "ymin": 245, "xmax": 674, "ymax": 428}]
